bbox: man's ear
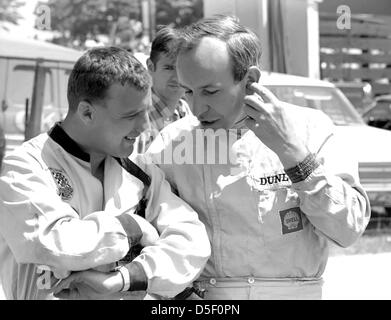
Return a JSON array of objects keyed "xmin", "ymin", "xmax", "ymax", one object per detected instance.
[
  {"xmin": 244, "ymin": 66, "xmax": 261, "ymax": 90},
  {"xmin": 147, "ymin": 58, "xmax": 155, "ymax": 73},
  {"xmin": 77, "ymin": 101, "xmax": 95, "ymax": 125}
]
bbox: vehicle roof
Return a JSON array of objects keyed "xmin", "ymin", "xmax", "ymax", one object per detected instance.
[
  {"xmin": 334, "ymin": 81, "xmax": 370, "ymax": 88},
  {"xmin": 375, "ymin": 94, "xmax": 391, "ymax": 102},
  {"xmin": 260, "ymin": 72, "xmax": 335, "ymax": 88},
  {"xmin": 0, "ymin": 34, "xmax": 82, "ymax": 63}
]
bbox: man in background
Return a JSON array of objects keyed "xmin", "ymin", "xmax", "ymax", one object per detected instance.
[{"xmin": 146, "ymin": 26, "xmax": 192, "ymax": 133}]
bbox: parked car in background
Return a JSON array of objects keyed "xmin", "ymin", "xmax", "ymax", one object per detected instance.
[
  {"xmin": 261, "ymin": 73, "xmax": 391, "ymax": 215},
  {"xmin": 0, "ymin": 34, "xmax": 82, "ymax": 154},
  {"xmin": 362, "ymin": 94, "xmax": 391, "ymax": 131},
  {"xmin": 334, "ymin": 81, "xmax": 374, "ymax": 115}
]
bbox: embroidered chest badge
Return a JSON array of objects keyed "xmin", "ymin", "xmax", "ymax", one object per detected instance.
[
  {"xmin": 49, "ymin": 168, "xmax": 74, "ymax": 201},
  {"xmin": 279, "ymin": 207, "xmax": 303, "ymax": 235}
]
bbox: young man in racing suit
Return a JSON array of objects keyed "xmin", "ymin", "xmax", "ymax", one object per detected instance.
[{"xmin": 0, "ymin": 47, "xmax": 210, "ymax": 300}]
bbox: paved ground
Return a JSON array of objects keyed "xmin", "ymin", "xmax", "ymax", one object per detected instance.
[{"xmin": 322, "ymin": 252, "xmax": 391, "ymax": 300}]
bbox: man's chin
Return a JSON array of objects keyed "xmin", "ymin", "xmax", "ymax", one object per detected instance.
[
  {"xmin": 200, "ymin": 120, "xmax": 231, "ymax": 131},
  {"xmin": 115, "ymin": 147, "xmax": 134, "ymax": 159}
]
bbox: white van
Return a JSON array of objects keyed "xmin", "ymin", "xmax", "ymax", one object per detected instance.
[
  {"xmin": 260, "ymin": 72, "xmax": 391, "ymax": 215},
  {"xmin": 0, "ymin": 34, "xmax": 82, "ymax": 153}
]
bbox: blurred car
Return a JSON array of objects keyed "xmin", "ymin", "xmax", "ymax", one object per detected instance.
[
  {"xmin": 362, "ymin": 94, "xmax": 391, "ymax": 131},
  {"xmin": 0, "ymin": 34, "xmax": 82, "ymax": 154},
  {"xmin": 260, "ymin": 73, "xmax": 391, "ymax": 214},
  {"xmin": 334, "ymin": 81, "xmax": 374, "ymax": 115}
]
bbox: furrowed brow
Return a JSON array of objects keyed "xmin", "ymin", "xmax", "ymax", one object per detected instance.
[{"xmin": 179, "ymin": 83, "xmax": 191, "ymax": 90}]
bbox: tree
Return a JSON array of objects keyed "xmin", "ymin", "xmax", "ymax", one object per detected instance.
[
  {"xmin": 0, "ymin": 0, "xmax": 24, "ymax": 29},
  {"xmin": 38, "ymin": 0, "xmax": 203, "ymax": 49},
  {"xmin": 156, "ymin": 0, "xmax": 203, "ymax": 28},
  {"xmin": 41, "ymin": 0, "xmax": 141, "ymax": 48}
]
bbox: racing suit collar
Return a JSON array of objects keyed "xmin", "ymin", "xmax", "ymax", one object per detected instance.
[{"xmin": 48, "ymin": 122, "xmax": 90, "ymax": 162}]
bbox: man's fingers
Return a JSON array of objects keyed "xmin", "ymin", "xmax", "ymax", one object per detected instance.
[
  {"xmin": 243, "ymin": 104, "xmax": 264, "ymax": 121},
  {"xmin": 244, "ymin": 117, "xmax": 259, "ymax": 130},
  {"xmin": 243, "ymin": 94, "xmax": 274, "ymax": 116},
  {"xmin": 248, "ymin": 82, "xmax": 278, "ymax": 104}
]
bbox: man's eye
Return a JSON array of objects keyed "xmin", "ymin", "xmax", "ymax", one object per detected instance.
[
  {"xmin": 124, "ymin": 111, "xmax": 143, "ymax": 120},
  {"xmin": 185, "ymin": 90, "xmax": 193, "ymax": 96},
  {"xmin": 203, "ymin": 89, "xmax": 219, "ymax": 96},
  {"xmin": 164, "ymin": 66, "xmax": 175, "ymax": 70}
]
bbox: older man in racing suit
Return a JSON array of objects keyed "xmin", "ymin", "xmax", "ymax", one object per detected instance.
[{"xmin": 145, "ymin": 15, "xmax": 370, "ymax": 299}]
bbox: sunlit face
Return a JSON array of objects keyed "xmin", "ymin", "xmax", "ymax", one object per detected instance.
[
  {"xmin": 177, "ymin": 37, "xmax": 247, "ymax": 130},
  {"xmin": 91, "ymin": 83, "xmax": 151, "ymax": 158},
  {"xmin": 149, "ymin": 53, "xmax": 185, "ymax": 107}
]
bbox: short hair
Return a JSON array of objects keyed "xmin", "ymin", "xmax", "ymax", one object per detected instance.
[
  {"xmin": 178, "ymin": 15, "xmax": 262, "ymax": 82},
  {"xmin": 149, "ymin": 25, "xmax": 180, "ymax": 66},
  {"xmin": 67, "ymin": 46, "xmax": 151, "ymax": 112}
]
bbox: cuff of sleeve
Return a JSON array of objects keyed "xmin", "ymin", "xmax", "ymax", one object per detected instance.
[
  {"xmin": 117, "ymin": 266, "xmax": 131, "ymax": 291},
  {"xmin": 116, "ymin": 214, "xmax": 143, "ymax": 247},
  {"xmin": 125, "ymin": 261, "xmax": 148, "ymax": 291},
  {"xmin": 285, "ymin": 153, "xmax": 320, "ymax": 184}
]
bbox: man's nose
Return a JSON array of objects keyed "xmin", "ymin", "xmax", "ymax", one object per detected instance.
[
  {"xmin": 135, "ymin": 110, "xmax": 150, "ymax": 134},
  {"xmin": 192, "ymin": 95, "xmax": 208, "ymax": 117}
]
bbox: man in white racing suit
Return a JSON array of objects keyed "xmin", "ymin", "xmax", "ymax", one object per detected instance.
[
  {"xmin": 145, "ymin": 15, "xmax": 371, "ymax": 299},
  {"xmin": 0, "ymin": 47, "xmax": 210, "ymax": 300}
]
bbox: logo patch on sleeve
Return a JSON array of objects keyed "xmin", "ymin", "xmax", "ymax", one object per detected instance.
[
  {"xmin": 279, "ymin": 207, "xmax": 303, "ymax": 234},
  {"xmin": 49, "ymin": 168, "xmax": 73, "ymax": 201}
]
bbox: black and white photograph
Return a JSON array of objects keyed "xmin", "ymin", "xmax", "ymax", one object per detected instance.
[{"xmin": 0, "ymin": 0, "xmax": 391, "ymax": 305}]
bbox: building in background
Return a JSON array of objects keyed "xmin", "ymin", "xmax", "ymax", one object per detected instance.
[{"xmin": 204, "ymin": 0, "xmax": 322, "ymax": 79}]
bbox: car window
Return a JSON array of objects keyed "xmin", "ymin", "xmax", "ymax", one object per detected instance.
[
  {"xmin": 266, "ymin": 85, "xmax": 365, "ymax": 126},
  {"xmin": 58, "ymin": 69, "xmax": 72, "ymax": 118},
  {"xmin": 7, "ymin": 65, "xmax": 56, "ymax": 133},
  {"xmin": 8, "ymin": 65, "xmax": 53, "ymax": 108},
  {"xmin": 366, "ymin": 100, "xmax": 391, "ymax": 119}
]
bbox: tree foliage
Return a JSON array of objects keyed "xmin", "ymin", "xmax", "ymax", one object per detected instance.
[
  {"xmin": 38, "ymin": 0, "xmax": 203, "ymax": 49},
  {"xmin": 156, "ymin": 0, "xmax": 203, "ymax": 28},
  {"xmin": 42, "ymin": 0, "xmax": 140, "ymax": 46},
  {"xmin": 0, "ymin": 0, "xmax": 24, "ymax": 27}
]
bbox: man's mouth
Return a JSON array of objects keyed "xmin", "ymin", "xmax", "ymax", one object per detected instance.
[
  {"xmin": 200, "ymin": 119, "xmax": 218, "ymax": 126},
  {"xmin": 168, "ymin": 83, "xmax": 180, "ymax": 88},
  {"xmin": 124, "ymin": 135, "xmax": 137, "ymax": 142}
]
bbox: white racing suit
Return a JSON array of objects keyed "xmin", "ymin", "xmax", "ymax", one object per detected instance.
[
  {"xmin": 146, "ymin": 105, "xmax": 371, "ymax": 300},
  {"xmin": 0, "ymin": 124, "xmax": 210, "ymax": 300}
]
